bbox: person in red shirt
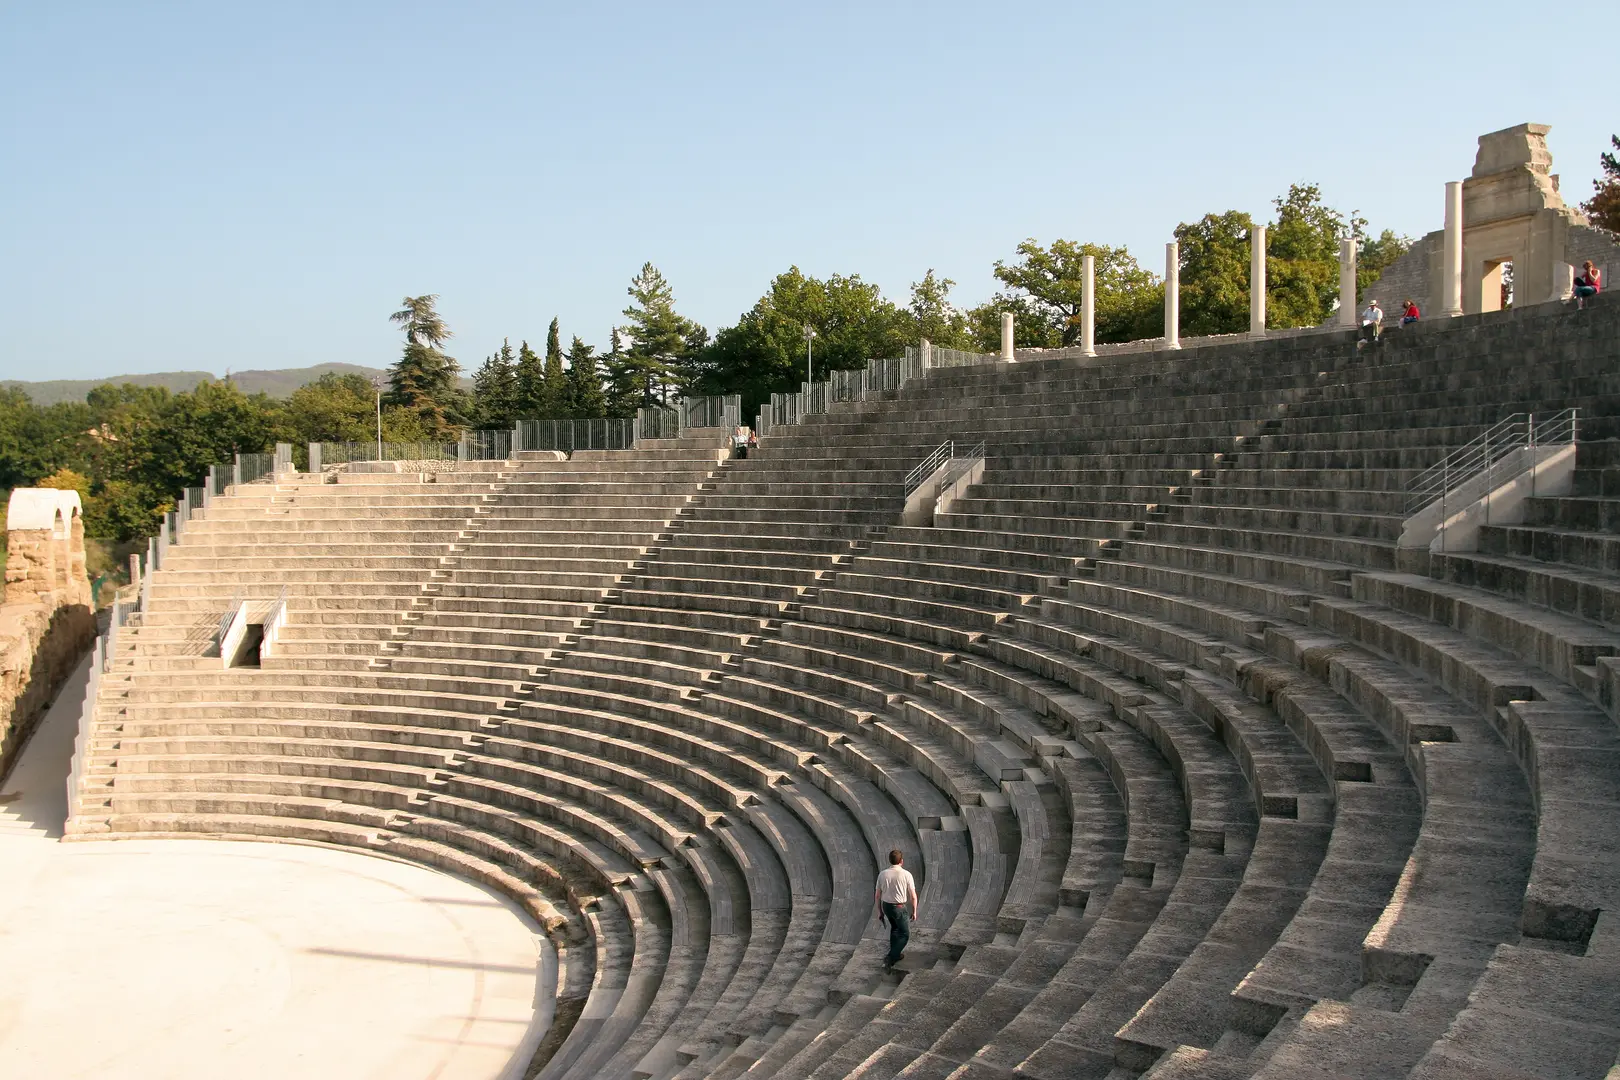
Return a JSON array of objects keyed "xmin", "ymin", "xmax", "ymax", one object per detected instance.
[
  {"xmin": 1401, "ymin": 300, "xmax": 1420, "ymax": 326},
  {"xmin": 1575, "ymin": 261, "xmax": 1602, "ymax": 308}
]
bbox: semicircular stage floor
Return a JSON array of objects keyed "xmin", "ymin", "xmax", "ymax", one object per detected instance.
[{"xmin": 0, "ymin": 657, "xmax": 553, "ymax": 1080}]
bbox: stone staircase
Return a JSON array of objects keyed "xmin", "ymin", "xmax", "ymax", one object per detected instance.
[{"xmin": 66, "ymin": 301, "xmax": 1620, "ymax": 1079}]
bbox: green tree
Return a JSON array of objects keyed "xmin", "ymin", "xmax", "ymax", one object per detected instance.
[
  {"xmin": 513, "ymin": 339, "xmax": 545, "ymax": 419},
  {"xmin": 907, "ymin": 270, "xmax": 974, "ymax": 349},
  {"xmin": 602, "ymin": 329, "xmax": 637, "ymax": 417},
  {"xmin": 1267, "ymin": 184, "xmax": 1357, "ymax": 328},
  {"xmin": 1357, "ymin": 229, "xmax": 1413, "ymax": 298},
  {"xmin": 386, "ymin": 295, "xmax": 463, "ymax": 435},
  {"xmin": 695, "ymin": 267, "xmax": 911, "ymax": 414},
  {"xmin": 470, "ymin": 340, "xmax": 518, "ymax": 428},
  {"xmin": 540, "ymin": 317, "xmax": 568, "ymax": 418},
  {"xmin": 285, "ymin": 372, "xmax": 378, "ymax": 445},
  {"xmin": 965, "ymin": 295, "xmax": 1063, "ymax": 352},
  {"xmin": 564, "ymin": 336, "xmax": 608, "ymax": 418},
  {"xmin": 0, "ymin": 387, "xmax": 93, "ymax": 490},
  {"xmin": 992, "ymin": 238, "xmax": 1161, "ymax": 346},
  {"xmin": 619, "ymin": 263, "xmax": 703, "ymax": 407},
  {"xmin": 1175, "ymin": 211, "xmax": 1256, "ymax": 337},
  {"xmin": 1582, "ymin": 135, "xmax": 1620, "ymax": 233}
]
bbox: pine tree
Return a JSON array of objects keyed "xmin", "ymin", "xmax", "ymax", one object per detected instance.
[
  {"xmin": 564, "ymin": 336, "xmax": 607, "ymax": 418},
  {"xmin": 541, "ymin": 317, "xmax": 567, "ymax": 418},
  {"xmin": 470, "ymin": 339, "xmax": 518, "ymax": 428},
  {"xmin": 386, "ymin": 295, "xmax": 462, "ymax": 435},
  {"xmin": 603, "ymin": 327, "xmax": 639, "ymax": 417},
  {"xmin": 620, "ymin": 262, "xmax": 703, "ymax": 407},
  {"xmin": 513, "ymin": 339, "xmax": 545, "ymax": 419}
]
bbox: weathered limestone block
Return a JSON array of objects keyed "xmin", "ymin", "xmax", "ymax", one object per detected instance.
[{"xmin": 0, "ymin": 488, "xmax": 96, "ymax": 783}]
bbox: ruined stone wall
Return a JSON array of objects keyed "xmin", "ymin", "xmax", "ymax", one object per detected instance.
[
  {"xmin": 1356, "ymin": 230, "xmax": 1442, "ymax": 315},
  {"xmin": 0, "ymin": 491, "xmax": 96, "ymax": 784},
  {"xmin": 1566, "ymin": 224, "xmax": 1620, "ymax": 285}
]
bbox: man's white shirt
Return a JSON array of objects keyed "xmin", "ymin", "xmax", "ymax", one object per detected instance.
[{"xmin": 876, "ymin": 865, "xmax": 916, "ymax": 905}]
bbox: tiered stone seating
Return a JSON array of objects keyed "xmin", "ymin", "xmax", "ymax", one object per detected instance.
[{"xmin": 72, "ymin": 300, "xmax": 1620, "ymax": 1078}]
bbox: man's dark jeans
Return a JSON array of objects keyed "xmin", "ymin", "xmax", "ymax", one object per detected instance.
[{"xmin": 882, "ymin": 902, "xmax": 910, "ymax": 965}]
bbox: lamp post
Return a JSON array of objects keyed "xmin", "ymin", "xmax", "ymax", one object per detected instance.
[
  {"xmin": 371, "ymin": 374, "xmax": 385, "ymax": 459},
  {"xmin": 805, "ymin": 325, "xmax": 817, "ymax": 385}
]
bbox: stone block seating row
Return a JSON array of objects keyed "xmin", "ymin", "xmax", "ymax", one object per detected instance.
[{"xmin": 72, "ymin": 299, "xmax": 1620, "ymax": 1079}]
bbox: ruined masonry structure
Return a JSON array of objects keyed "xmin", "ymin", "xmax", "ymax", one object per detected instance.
[
  {"xmin": 1365, "ymin": 122, "xmax": 1620, "ymax": 314},
  {"xmin": 0, "ymin": 488, "xmax": 95, "ymax": 781}
]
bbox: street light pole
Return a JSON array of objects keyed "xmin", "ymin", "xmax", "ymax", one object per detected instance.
[
  {"xmin": 372, "ymin": 375, "xmax": 385, "ymax": 459},
  {"xmin": 805, "ymin": 325, "xmax": 817, "ymax": 385}
]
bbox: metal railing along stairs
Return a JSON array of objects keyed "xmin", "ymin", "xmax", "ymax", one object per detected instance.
[
  {"xmin": 1404, "ymin": 409, "xmax": 1579, "ymax": 515},
  {"xmin": 904, "ymin": 440, "xmax": 955, "ymax": 496}
]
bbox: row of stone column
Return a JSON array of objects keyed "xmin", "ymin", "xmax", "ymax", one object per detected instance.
[{"xmin": 995, "ymin": 183, "xmax": 1468, "ymax": 361}]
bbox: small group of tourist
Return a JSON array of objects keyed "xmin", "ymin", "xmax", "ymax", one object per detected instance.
[
  {"xmin": 731, "ymin": 426, "xmax": 758, "ymax": 458},
  {"xmin": 1359, "ymin": 298, "xmax": 1422, "ymax": 345}
]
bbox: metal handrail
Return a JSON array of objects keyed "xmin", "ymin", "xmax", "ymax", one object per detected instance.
[
  {"xmin": 937, "ymin": 441, "xmax": 987, "ymax": 490},
  {"xmin": 1405, "ymin": 408, "xmax": 1579, "ymax": 513},
  {"xmin": 260, "ymin": 586, "xmax": 291, "ymax": 660},
  {"xmin": 904, "ymin": 440, "xmax": 954, "ymax": 495},
  {"xmin": 65, "ymin": 636, "xmax": 103, "ymax": 822},
  {"xmin": 215, "ymin": 589, "xmax": 244, "ymax": 654},
  {"xmin": 103, "ymin": 600, "xmax": 124, "ymax": 675}
]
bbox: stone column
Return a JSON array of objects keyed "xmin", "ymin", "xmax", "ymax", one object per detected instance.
[
  {"xmin": 1338, "ymin": 239, "xmax": 1358, "ymax": 328},
  {"xmin": 1164, "ymin": 242, "xmax": 1180, "ymax": 349},
  {"xmin": 1000, "ymin": 312, "xmax": 1015, "ymax": 363},
  {"xmin": 1081, "ymin": 255, "xmax": 1097, "ymax": 357},
  {"xmin": 1249, "ymin": 226, "xmax": 1267, "ymax": 336},
  {"xmin": 1442, "ymin": 180, "xmax": 1464, "ymax": 316}
]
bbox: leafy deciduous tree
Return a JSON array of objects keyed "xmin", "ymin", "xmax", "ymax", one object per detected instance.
[
  {"xmin": 992, "ymin": 239, "xmax": 1162, "ymax": 346},
  {"xmin": 1581, "ymin": 135, "xmax": 1620, "ymax": 234},
  {"xmin": 907, "ymin": 270, "xmax": 974, "ymax": 350},
  {"xmin": 695, "ymin": 267, "xmax": 911, "ymax": 415},
  {"xmin": 1175, "ymin": 211, "xmax": 1256, "ymax": 337}
]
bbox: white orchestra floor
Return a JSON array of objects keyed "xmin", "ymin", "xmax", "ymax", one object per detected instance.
[{"xmin": 0, "ymin": 657, "xmax": 552, "ymax": 1080}]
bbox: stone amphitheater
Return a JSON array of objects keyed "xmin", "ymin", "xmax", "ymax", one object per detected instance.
[
  {"xmin": 6, "ymin": 123, "xmax": 1616, "ymax": 1080},
  {"xmin": 38, "ymin": 288, "xmax": 1617, "ymax": 1079}
]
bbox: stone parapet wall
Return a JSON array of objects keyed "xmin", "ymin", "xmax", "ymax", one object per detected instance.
[{"xmin": 0, "ymin": 489, "xmax": 96, "ymax": 783}]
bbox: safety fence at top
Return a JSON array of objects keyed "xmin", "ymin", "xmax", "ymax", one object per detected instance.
[
  {"xmin": 313, "ymin": 441, "xmax": 459, "ymax": 469},
  {"xmin": 754, "ymin": 340, "xmax": 996, "ymax": 436},
  {"xmin": 312, "ymin": 396, "xmax": 743, "ymax": 464}
]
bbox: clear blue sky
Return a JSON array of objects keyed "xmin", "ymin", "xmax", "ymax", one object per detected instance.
[{"xmin": 1, "ymin": 2, "xmax": 1611, "ymax": 382}]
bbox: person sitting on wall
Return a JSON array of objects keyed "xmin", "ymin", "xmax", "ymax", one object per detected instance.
[
  {"xmin": 1575, "ymin": 261, "xmax": 1602, "ymax": 308},
  {"xmin": 1401, "ymin": 299, "xmax": 1420, "ymax": 327},
  {"xmin": 1359, "ymin": 299, "xmax": 1384, "ymax": 343}
]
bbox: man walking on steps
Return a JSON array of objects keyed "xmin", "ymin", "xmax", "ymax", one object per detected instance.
[{"xmin": 876, "ymin": 849, "xmax": 918, "ymax": 969}]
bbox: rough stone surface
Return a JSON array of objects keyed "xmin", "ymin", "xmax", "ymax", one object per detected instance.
[{"xmin": 0, "ymin": 487, "xmax": 94, "ymax": 785}]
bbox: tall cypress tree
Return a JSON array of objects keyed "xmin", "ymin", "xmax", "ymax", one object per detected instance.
[
  {"xmin": 541, "ymin": 317, "xmax": 567, "ymax": 418},
  {"xmin": 564, "ymin": 336, "xmax": 607, "ymax": 418}
]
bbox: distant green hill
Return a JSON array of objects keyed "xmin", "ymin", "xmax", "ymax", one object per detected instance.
[{"xmin": 4, "ymin": 363, "xmax": 392, "ymax": 406}]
